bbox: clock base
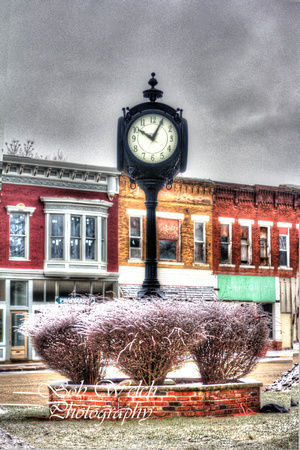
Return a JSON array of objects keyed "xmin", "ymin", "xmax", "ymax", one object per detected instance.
[{"xmin": 137, "ymin": 286, "xmax": 166, "ymax": 299}]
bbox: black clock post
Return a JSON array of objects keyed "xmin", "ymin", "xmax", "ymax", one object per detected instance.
[{"xmin": 117, "ymin": 73, "xmax": 188, "ymax": 298}]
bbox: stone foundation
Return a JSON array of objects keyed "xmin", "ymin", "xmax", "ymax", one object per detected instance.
[{"xmin": 48, "ymin": 377, "xmax": 262, "ymax": 421}]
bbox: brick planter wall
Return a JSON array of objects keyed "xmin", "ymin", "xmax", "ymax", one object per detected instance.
[{"xmin": 48, "ymin": 377, "xmax": 262, "ymax": 421}]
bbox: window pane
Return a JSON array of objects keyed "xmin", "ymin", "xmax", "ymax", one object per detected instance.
[
  {"xmin": 130, "ymin": 217, "xmax": 141, "ymax": 237},
  {"xmin": 241, "ymin": 226, "xmax": 249, "ymax": 240},
  {"xmin": 221, "ymin": 243, "xmax": 229, "ymax": 263},
  {"xmin": 101, "ymin": 218, "xmax": 106, "ymax": 262},
  {"xmin": 58, "ymin": 281, "xmax": 75, "ymax": 298},
  {"xmin": 33, "ymin": 280, "xmax": 44, "ymax": 302},
  {"xmin": 130, "ymin": 238, "xmax": 140, "ymax": 249},
  {"xmin": 159, "ymin": 240, "xmax": 176, "ymax": 260},
  {"xmin": 46, "ymin": 280, "xmax": 56, "ymax": 302},
  {"xmin": 10, "ymin": 214, "xmax": 25, "ymax": 235},
  {"xmin": 70, "ymin": 238, "xmax": 81, "ymax": 259},
  {"xmin": 92, "ymin": 281, "xmax": 103, "ymax": 296},
  {"xmin": 85, "ymin": 239, "xmax": 95, "ymax": 260},
  {"xmin": 51, "ymin": 238, "xmax": 63, "ymax": 259},
  {"xmin": 279, "ymin": 251, "xmax": 287, "ymax": 266},
  {"xmin": 71, "ymin": 216, "xmax": 81, "ymax": 238},
  {"xmin": 10, "ymin": 236, "xmax": 25, "ymax": 258},
  {"xmin": 130, "ymin": 248, "xmax": 142, "ymax": 259},
  {"xmin": 51, "ymin": 215, "xmax": 64, "ymax": 236},
  {"xmin": 279, "ymin": 235, "xmax": 287, "ymax": 251},
  {"xmin": 241, "ymin": 242, "xmax": 248, "ymax": 263},
  {"xmin": 195, "ymin": 242, "xmax": 204, "ymax": 263},
  {"xmin": 86, "ymin": 217, "xmax": 95, "ymax": 238},
  {"xmin": 11, "ymin": 313, "xmax": 25, "ymax": 346},
  {"xmin": 10, "ymin": 281, "xmax": 28, "ymax": 306},
  {"xmin": 75, "ymin": 282, "xmax": 91, "ymax": 296},
  {"xmin": 220, "ymin": 224, "xmax": 229, "ymax": 243},
  {"xmin": 0, "ymin": 281, "xmax": 5, "ymax": 301},
  {"xmin": 157, "ymin": 218, "xmax": 179, "ymax": 240},
  {"xmin": 195, "ymin": 222, "xmax": 204, "ymax": 241}
]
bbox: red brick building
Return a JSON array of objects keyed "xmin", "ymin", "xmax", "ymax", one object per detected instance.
[
  {"xmin": 213, "ymin": 181, "xmax": 300, "ymax": 348},
  {"xmin": 0, "ymin": 154, "xmax": 119, "ymax": 362},
  {"xmin": 118, "ymin": 174, "xmax": 218, "ymax": 299}
]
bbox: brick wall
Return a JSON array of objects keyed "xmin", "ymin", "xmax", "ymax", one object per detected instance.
[
  {"xmin": 119, "ymin": 175, "xmax": 214, "ymax": 270},
  {"xmin": 213, "ymin": 182, "xmax": 300, "ymax": 278},
  {"xmin": 0, "ymin": 183, "xmax": 119, "ymax": 272},
  {"xmin": 48, "ymin": 378, "xmax": 262, "ymax": 421}
]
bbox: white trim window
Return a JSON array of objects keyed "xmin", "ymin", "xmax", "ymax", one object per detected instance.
[
  {"xmin": 49, "ymin": 213, "xmax": 106, "ymax": 262},
  {"xmin": 6, "ymin": 205, "xmax": 35, "ymax": 260},
  {"xmin": 41, "ymin": 197, "xmax": 112, "ymax": 277},
  {"xmin": 219, "ymin": 218, "xmax": 234, "ymax": 264},
  {"xmin": 238, "ymin": 219, "xmax": 254, "ymax": 265},
  {"xmin": 258, "ymin": 221, "xmax": 273, "ymax": 266},
  {"xmin": 157, "ymin": 217, "xmax": 181, "ymax": 262},
  {"xmin": 278, "ymin": 223, "xmax": 292, "ymax": 268},
  {"xmin": 129, "ymin": 216, "xmax": 143, "ymax": 260},
  {"xmin": 194, "ymin": 222, "xmax": 205, "ymax": 263},
  {"xmin": 192, "ymin": 215, "xmax": 209, "ymax": 264}
]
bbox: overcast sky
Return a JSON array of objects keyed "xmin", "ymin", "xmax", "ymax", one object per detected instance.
[{"xmin": 1, "ymin": 0, "xmax": 300, "ymax": 186}]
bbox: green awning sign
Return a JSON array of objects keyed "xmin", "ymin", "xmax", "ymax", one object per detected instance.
[{"xmin": 217, "ymin": 275, "xmax": 276, "ymax": 302}]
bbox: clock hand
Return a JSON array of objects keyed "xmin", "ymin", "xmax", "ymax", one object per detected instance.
[
  {"xmin": 151, "ymin": 118, "xmax": 163, "ymax": 141},
  {"xmin": 138, "ymin": 128, "xmax": 153, "ymax": 141}
]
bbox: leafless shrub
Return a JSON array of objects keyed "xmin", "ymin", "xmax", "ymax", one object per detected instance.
[
  {"xmin": 83, "ymin": 298, "xmax": 204, "ymax": 386},
  {"xmin": 190, "ymin": 301, "xmax": 270, "ymax": 384},
  {"xmin": 22, "ymin": 304, "xmax": 108, "ymax": 385}
]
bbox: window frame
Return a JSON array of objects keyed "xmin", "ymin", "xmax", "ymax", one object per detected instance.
[
  {"xmin": 192, "ymin": 215, "xmax": 209, "ymax": 264},
  {"xmin": 277, "ymin": 222, "xmax": 292, "ymax": 268},
  {"xmin": 129, "ymin": 215, "xmax": 143, "ymax": 260},
  {"xmin": 6, "ymin": 205, "xmax": 35, "ymax": 261},
  {"xmin": 48, "ymin": 213, "xmax": 106, "ymax": 263},
  {"xmin": 218, "ymin": 217, "xmax": 234, "ymax": 265},
  {"xmin": 157, "ymin": 216, "xmax": 182, "ymax": 263},
  {"xmin": 238, "ymin": 219, "xmax": 254, "ymax": 266},
  {"xmin": 41, "ymin": 198, "xmax": 111, "ymax": 271},
  {"xmin": 258, "ymin": 221, "xmax": 273, "ymax": 267}
]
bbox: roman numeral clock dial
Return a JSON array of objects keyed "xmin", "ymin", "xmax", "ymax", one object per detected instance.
[{"xmin": 127, "ymin": 113, "xmax": 178, "ymax": 164}]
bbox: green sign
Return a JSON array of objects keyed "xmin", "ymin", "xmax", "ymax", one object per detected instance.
[{"xmin": 217, "ymin": 275, "xmax": 276, "ymax": 302}]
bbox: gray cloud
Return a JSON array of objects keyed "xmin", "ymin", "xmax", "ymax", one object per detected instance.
[{"xmin": 2, "ymin": 0, "xmax": 300, "ymax": 186}]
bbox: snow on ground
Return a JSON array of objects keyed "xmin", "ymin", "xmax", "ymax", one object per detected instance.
[
  {"xmin": 263, "ymin": 363, "xmax": 299, "ymax": 392},
  {"xmin": 0, "ymin": 428, "xmax": 35, "ymax": 449}
]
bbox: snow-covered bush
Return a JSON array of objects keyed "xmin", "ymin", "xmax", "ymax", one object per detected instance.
[
  {"xmin": 83, "ymin": 299, "xmax": 204, "ymax": 386},
  {"xmin": 190, "ymin": 301, "xmax": 270, "ymax": 384},
  {"xmin": 23, "ymin": 303, "xmax": 108, "ymax": 385}
]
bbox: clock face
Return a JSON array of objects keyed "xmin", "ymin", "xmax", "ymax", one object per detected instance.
[{"xmin": 127, "ymin": 113, "xmax": 178, "ymax": 164}]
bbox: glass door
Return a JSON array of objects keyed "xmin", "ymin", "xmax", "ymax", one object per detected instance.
[{"xmin": 10, "ymin": 311, "xmax": 28, "ymax": 360}]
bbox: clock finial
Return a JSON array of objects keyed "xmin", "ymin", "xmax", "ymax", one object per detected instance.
[{"xmin": 143, "ymin": 72, "xmax": 163, "ymax": 102}]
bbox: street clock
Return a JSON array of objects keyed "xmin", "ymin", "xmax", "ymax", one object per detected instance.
[
  {"xmin": 117, "ymin": 73, "xmax": 188, "ymax": 297},
  {"xmin": 117, "ymin": 73, "xmax": 188, "ymax": 187}
]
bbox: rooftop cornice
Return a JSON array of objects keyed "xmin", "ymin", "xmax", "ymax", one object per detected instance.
[
  {"xmin": 2, "ymin": 154, "xmax": 120, "ymax": 175},
  {"xmin": 0, "ymin": 154, "xmax": 120, "ymax": 193}
]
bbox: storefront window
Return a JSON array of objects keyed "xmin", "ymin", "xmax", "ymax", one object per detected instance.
[
  {"xmin": 0, "ymin": 281, "xmax": 5, "ymax": 302},
  {"xmin": 33, "ymin": 280, "xmax": 44, "ymax": 302},
  {"xmin": 75, "ymin": 282, "xmax": 92, "ymax": 296},
  {"xmin": 46, "ymin": 280, "xmax": 56, "ymax": 302},
  {"xmin": 58, "ymin": 281, "xmax": 75, "ymax": 298},
  {"xmin": 10, "ymin": 281, "xmax": 28, "ymax": 306}
]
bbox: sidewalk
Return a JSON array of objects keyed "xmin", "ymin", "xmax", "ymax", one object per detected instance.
[{"xmin": 0, "ymin": 347, "xmax": 298, "ymax": 373}]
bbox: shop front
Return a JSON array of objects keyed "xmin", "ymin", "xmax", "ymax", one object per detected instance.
[{"xmin": 217, "ymin": 275, "xmax": 281, "ymax": 345}]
